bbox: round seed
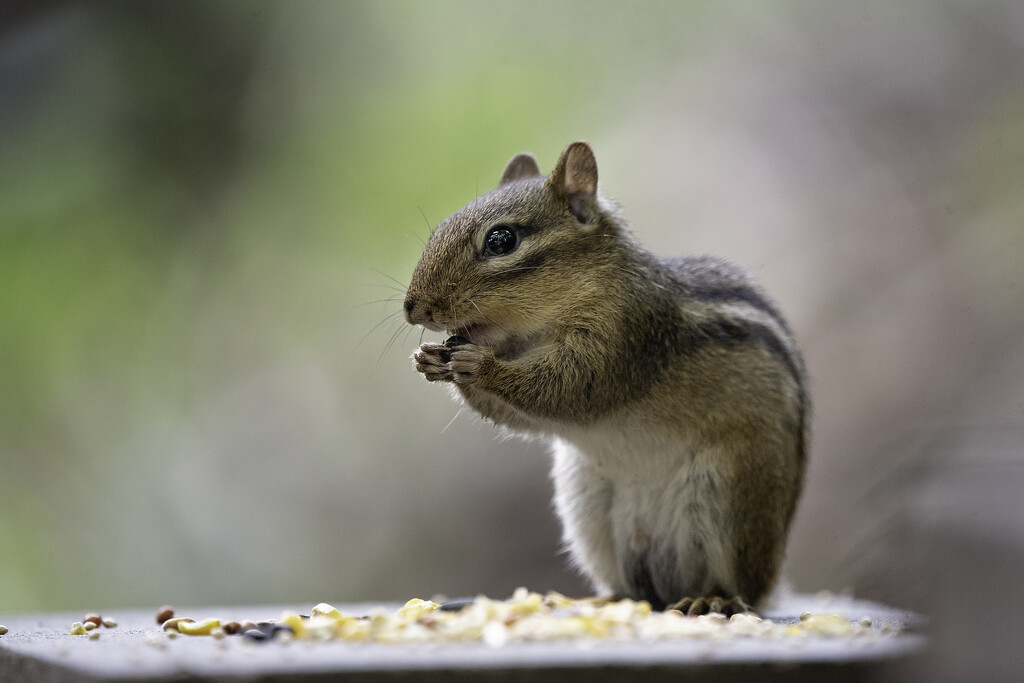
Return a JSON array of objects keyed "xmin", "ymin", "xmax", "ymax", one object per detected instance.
[
  {"xmin": 0, "ymin": 625, "xmax": 8, "ymax": 635},
  {"xmin": 102, "ymin": 618, "xmax": 117, "ymax": 628},
  {"xmin": 84, "ymin": 621, "xmax": 98, "ymax": 631},
  {"xmin": 221, "ymin": 621, "xmax": 241, "ymax": 635},
  {"xmin": 156, "ymin": 606, "xmax": 174, "ymax": 624},
  {"xmin": 84, "ymin": 613, "xmax": 102, "ymax": 627},
  {"xmin": 88, "ymin": 631, "xmax": 101, "ymax": 641}
]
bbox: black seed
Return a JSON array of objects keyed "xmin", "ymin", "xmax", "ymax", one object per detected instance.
[
  {"xmin": 440, "ymin": 335, "xmax": 470, "ymax": 363},
  {"xmin": 439, "ymin": 598, "xmax": 475, "ymax": 612},
  {"xmin": 243, "ymin": 629, "xmax": 269, "ymax": 641}
]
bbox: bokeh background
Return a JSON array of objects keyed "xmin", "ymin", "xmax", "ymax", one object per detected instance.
[{"xmin": 2, "ymin": 1, "xmax": 1023, "ymax": 678}]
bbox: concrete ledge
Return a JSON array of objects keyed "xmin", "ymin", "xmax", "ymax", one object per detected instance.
[{"xmin": 0, "ymin": 594, "xmax": 925, "ymax": 682}]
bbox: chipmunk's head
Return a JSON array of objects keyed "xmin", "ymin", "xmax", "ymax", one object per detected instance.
[{"xmin": 404, "ymin": 142, "xmax": 621, "ymax": 356}]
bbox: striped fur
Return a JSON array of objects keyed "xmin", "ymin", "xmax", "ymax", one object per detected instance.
[{"xmin": 405, "ymin": 142, "xmax": 808, "ymax": 611}]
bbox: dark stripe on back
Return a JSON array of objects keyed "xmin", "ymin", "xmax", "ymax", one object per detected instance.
[
  {"xmin": 688, "ymin": 284, "xmax": 791, "ymax": 334},
  {"xmin": 694, "ymin": 317, "xmax": 803, "ymax": 389}
]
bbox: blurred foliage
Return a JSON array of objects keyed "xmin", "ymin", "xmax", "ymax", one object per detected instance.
[{"xmin": 0, "ymin": 0, "xmax": 642, "ymax": 611}]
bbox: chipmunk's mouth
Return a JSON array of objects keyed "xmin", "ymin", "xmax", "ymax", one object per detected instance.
[
  {"xmin": 447, "ymin": 322, "xmax": 543, "ymax": 361},
  {"xmin": 448, "ymin": 323, "xmax": 491, "ymax": 346}
]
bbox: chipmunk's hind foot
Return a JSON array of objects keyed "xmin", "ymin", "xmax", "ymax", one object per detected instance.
[{"xmin": 667, "ymin": 595, "xmax": 754, "ymax": 617}]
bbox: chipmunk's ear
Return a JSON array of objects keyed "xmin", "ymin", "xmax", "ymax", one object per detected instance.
[
  {"xmin": 546, "ymin": 141, "xmax": 598, "ymax": 224},
  {"xmin": 498, "ymin": 153, "xmax": 542, "ymax": 186}
]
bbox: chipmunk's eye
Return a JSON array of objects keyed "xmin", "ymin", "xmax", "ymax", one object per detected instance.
[{"xmin": 482, "ymin": 225, "xmax": 519, "ymax": 257}]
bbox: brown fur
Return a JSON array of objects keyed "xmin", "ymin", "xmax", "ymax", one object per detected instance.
[{"xmin": 405, "ymin": 142, "xmax": 808, "ymax": 612}]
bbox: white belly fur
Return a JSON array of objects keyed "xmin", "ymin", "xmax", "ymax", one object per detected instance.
[{"xmin": 550, "ymin": 425, "xmax": 735, "ymax": 604}]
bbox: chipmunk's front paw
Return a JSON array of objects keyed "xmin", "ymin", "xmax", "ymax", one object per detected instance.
[
  {"xmin": 449, "ymin": 344, "xmax": 493, "ymax": 387},
  {"xmin": 412, "ymin": 343, "xmax": 454, "ymax": 382}
]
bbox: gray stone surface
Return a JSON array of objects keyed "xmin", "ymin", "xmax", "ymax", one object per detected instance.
[{"xmin": 0, "ymin": 594, "xmax": 924, "ymax": 682}]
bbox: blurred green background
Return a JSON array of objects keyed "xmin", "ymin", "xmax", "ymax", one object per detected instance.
[{"xmin": 2, "ymin": 1, "xmax": 1024, "ymax": 677}]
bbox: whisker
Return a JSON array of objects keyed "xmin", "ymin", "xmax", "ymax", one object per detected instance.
[
  {"xmin": 377, "ymin": 319, "xmax": 414, "ymax": 370},
  {"xmin": 358, "ymin": 311, "xmax": 405, "ymax": 349},
  {"xmin": 353, "ymin": 297, "xmax": 404, "ymax": 308},
  {"xmin": 362, "ymin": 264, "xmax": 409, "ymax": 292},
  {"xmin": 469, "ymin": 299, "xmax": 511, "ymax": 337},
  {"xmin": 469, "ymin": 293, "xmax": 530, "ymax": 301},
  {"xmin": 371, "ymin": 321, "xmax": 410, "ymax": 376},
  {"xmin": 491, "ymin": 265, "xmax": 547, "ymax": 276},
  {"xmin": 441, "ymin": 407, "xmax": 464, "ymax": 434},
  {"xmin": 360, "ymin": 283, "xmax": 407, "ymax": 293},
  {"xmin": 417, "ymin": 207, "xmax": 435, "ymax": 241}
]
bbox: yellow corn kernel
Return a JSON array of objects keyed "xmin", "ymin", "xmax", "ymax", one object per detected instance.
[
  {"xmin": 398, "ymin": 598, "xmax": 439, "ymax": 620},
  {"xmin": 177, "ymin": 618, "xmax": 221, "ymax": 636},
  {"xmin": 311, "ymin": 603, "xmax": 343, "ymax": 620},
  {"xmin": 335, "ymin": 617, "xmax": 370, "ymax": 641},
  {"xmin": 277, "ymin": 612, "xmax": 306, "ymax": 638},
  {"xmin": 69, "ymin": 622, "xmax": 88, "ymax": 635},
  {"xmin": 510, "ymin": 591, "xmax": 544, "ymax": 615},
  {"xmin": 799, "ymin": 613, "xmax": 855, "ymax": 637}
]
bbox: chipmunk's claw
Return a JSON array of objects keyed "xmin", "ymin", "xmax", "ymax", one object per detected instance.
[
  {"xmin": 413, "ymin": 343, "xmax": 453, "ymax": 382},
  {"xmin": 667, "ymin": 595, "xmax": 754, "ymax": 617},
  {"xmin": 449, "ymin": 344, "xmax": 490, "ymax": 386}
]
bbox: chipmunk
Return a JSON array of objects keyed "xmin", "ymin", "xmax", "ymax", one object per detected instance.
[{"xmin": 403, "ymin": 142, "xmax": 807, "ymax": 615}]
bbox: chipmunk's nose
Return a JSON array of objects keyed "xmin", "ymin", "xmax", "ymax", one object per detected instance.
[{"xmin": 403, "ymin": 293, "xmax": 433, "ymax": 326}]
